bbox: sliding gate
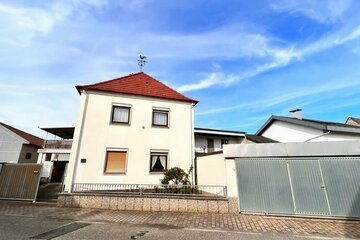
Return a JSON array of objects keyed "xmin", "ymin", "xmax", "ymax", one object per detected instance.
[{"xmin": 236, "ymin": 157, "xmax": 360, "ymax": 218}]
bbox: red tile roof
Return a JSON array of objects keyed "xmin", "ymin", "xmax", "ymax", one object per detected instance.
[
  {"xmin": 76, "ymin": 72, "xmax": 198, "ymax": 105},
  {"xmin": 0, "ymin": 122, "xmax": 44, "ymax": 148}
]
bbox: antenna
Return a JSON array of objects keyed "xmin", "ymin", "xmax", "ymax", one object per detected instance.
[{"xmin": 138, "ymin": 55, "xmax": 147, "ymax": 72}]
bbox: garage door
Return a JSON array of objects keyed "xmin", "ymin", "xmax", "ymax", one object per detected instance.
[{"xmin": 236, "ymin": 157, "xmax": 360, "ymax": 218}]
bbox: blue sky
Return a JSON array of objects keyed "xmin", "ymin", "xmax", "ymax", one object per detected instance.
[{"xmin": 1, "ymin": 0, "xmax": 360, "ymax": 137}]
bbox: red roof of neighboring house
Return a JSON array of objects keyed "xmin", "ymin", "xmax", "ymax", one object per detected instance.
[
  {"xmin": 76, "ymin": 72, "xmax": 198, "ymax": 105},
  {"xmin": 0, "ymin": 122, "xmax": 44, "ymax": 148}
]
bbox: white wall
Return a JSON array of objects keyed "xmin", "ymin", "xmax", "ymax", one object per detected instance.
[
  {"xmin": 197, "ymin": 153, "xmax": 226, "ymax": 186},
  {"xmin": 195, "ymin": 135, "xmax": 242, "ymax": 153},
  {"xmin": 64, "ymin": 91, "xmax": 194, "ymax": 191},
  {"xmin": 261, "ymin": 121, "xmax": 360, "ymax": 142},
  {"xmin": 18, "ymin": 144, "xmax": 40, "ymax": 163},
  {"xmin": 0, "ymin": 125, "xmax": 26, "ymax": 163}
]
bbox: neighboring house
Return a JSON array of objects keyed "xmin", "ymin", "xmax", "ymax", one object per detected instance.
[
  {"xmin": 0, "ymin": 122, "xmax": 43, "ymax": 163},
  {"xmin": 63, "ymin": 72, "xmax": 198, "ymax": 192},
  {"xmin": 37, "ymin": 127, "xmax": 74, "ymax": 183},
  {"xmin": 346, "ymin": 117, "xmax": 360, "ymax": 126},
  {"xmin": 256, "ymin": 109, "xmax": 360, "ymax": 142},
  {"xmin": 194, "ymin": 128, "xmax": 245, "ymax": 155}
]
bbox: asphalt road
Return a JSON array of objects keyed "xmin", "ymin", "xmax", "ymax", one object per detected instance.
[{"xmin": 0, "ymin": 215, "xmax": 353, "ymax": 240}]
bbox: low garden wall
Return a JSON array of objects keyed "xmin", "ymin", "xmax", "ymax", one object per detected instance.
[{"xmin": 58, "ymin": 193, "xmax": 239, "ymax": 214}]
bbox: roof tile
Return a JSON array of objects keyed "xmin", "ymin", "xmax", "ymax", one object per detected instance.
[{"xmin": 76, "ymin": 72, "xmax": 198, "ymax": 105}]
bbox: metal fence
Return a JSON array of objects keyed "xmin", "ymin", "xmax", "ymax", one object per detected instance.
[{"xmin": 72, "ymin": 183, "xmax": 227, "ymax": 198}]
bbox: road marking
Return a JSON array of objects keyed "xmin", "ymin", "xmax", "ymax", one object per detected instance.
[
  {"xmin": 185, "ymin": 228, "xmax": 261, "ymax": 235},
  {"xmin": 29, "ymin": 222, "xmax": 90, "ymax": 239},
  {"xmin": 294, "ymin": 235, "xmax": 354, "ymax": 240}
]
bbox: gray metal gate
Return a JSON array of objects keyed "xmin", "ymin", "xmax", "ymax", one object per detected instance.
[{"xmin": 236, "ymin": 157, "xmax": 360, "ymax": 218}]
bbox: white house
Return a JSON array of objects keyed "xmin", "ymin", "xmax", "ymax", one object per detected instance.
[
  {"xmin": 63, "ymin": 72, "xmax": 198, "ymax": 192},
  {"xmin": 0, "ymin": 122, "xmax": 43, "ymax": 164},
  {"xmin": 37, "ymin": 127, "xmax": 74, "ymax": 183},
  {"xmin": 256, "ymin": 109, "xmax": 360, "ymax": 142},
  {"xmin": 194, "ymin": 128, "xmax": 245, "ymax": 155}
]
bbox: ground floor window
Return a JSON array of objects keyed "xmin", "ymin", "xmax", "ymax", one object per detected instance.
[
  {"xmin": 104, "ymin": 150, "xmax": 127, "ymax": 173},
  {"xmin": 150, "ymin": 152, "xmax": 168, "ymax": 172}
]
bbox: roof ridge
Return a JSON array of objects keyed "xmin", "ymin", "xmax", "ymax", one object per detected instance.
[{"xmin": 76, "ymin": 72, "xmax": 143, "ymax": 91}]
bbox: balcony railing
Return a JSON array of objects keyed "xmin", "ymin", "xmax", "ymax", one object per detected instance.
[
  {"xmin": 72, "ymin": 183, "xmax": 227, "ymax": 198},
  {"xmin": 44, "ymin": 140, "xmax": 73, "ymax": 149}
]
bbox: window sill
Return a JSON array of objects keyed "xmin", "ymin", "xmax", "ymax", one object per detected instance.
[
  {"xmin": 103, "ymin": 172, "xmax": 127, "ymax": 175},
  {"xmin": 149, "ymin": 171, "xmax": 166, "ymax": 174}
]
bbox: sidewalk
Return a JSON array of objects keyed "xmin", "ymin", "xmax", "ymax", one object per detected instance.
[{"xmin": 1, "ymin": 201, "xmax": 360, "ymax": 239}]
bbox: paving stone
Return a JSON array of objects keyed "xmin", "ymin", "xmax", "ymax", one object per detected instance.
[
  {"xmin": 109, "ymin": 197, "xmax": 118, "ymax": 210},
  {"xmin": 151, "ymin": 198, "xmax": 160, "ymax": 211},
  {"xmin": 125, "ymin": 197, "xmax": 135, "ymax": 211},
  {"xmin": 142, "ymin": 198, "xmax": 151, "ymax": 211},
  {"xmin": 134, "ymin": 198, "xmax": 143, "ymax": 211},
  {"xmin": 2, "ymin": 200, "xmax": 360, "ymax": 239},
  {"xmin": 186, "ymin": 200, "xmax": 198, "ymax": 213},
  {"xmin": 197, "ymin": 200, "xmax": 208, "ymax": 213},
  {"xmin": 169, "ymin": 199, "xmax": 179, "ymax": 212},
  {"xmin": 159, "ymin": 198, "xmax": 170, "ymax": 212}
]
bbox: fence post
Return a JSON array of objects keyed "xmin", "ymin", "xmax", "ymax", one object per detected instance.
[{"xmin": 223, "ymin": 186, "xmax": 228, "ymax": 197}]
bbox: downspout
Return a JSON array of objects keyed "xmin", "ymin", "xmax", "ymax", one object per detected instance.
[
  {"xmin": 304, "ymin": 130, "xmax": 331, "ymax": 142},
  {"xmin": 190, "ymin": 103, "xmax": 195, "ymax": 185},
  {"xmin": 69, "ymin": 90, "xmax": 89, "ymax": 192}
]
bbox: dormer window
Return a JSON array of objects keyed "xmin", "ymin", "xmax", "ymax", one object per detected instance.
[
  {"xmin": 112, "ymin": 105, "xmax": 130, "ymax": 124},
  {"xmin": 152, "ymin": 109, "xmax": 169, "ymax": 127}
]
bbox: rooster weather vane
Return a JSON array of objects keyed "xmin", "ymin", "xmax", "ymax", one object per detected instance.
[{"xmin": 138, "ymin": 55, "xmax": 147, "ymax": 72}]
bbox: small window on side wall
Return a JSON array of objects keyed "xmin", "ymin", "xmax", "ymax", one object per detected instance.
[
  {"xmin": 152, "ymin": 110, "xmax": 169, "ymax": 127},
  {"xmin": 112, "ymin": 106, "xmax": 130, "ymax": 124},
  {"xmin": 150, "ymin": 152, "xmax": 168, "ymax": 172},
  {"xmin": 25, "ymin": 153, "xmax": 32, "ymax": 159},
  {"xmin": 104, "ymin": 150, "xmax": 127, "ymax": 173}
]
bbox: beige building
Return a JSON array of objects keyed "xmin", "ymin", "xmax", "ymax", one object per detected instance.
[{"xmin": 63, "ymin": 72, "xmax": 198, "ymax": 192}]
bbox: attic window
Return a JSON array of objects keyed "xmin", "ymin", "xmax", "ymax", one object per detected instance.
[{"xmin": 25, "ymin": 153, "xmax": 32, "ymax": 159}]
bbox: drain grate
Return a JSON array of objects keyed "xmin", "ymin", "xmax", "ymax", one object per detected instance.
[{"xmin": 30, "ymin": 222, "xmax": 90, "ymax": 240}]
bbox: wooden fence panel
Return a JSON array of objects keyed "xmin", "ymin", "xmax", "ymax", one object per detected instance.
[{"xmin": 0, "ymin": 164, "xmax": 41, "ymax": 201}]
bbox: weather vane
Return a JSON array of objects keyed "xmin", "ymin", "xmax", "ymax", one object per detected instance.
[{"xmin": 138, "ymin": 55, "xmax": 147, "ymax": 72}]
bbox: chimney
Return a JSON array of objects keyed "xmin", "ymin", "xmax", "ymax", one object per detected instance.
[{"xmin": 290, "ymin": 109, "xmax": 302, "ymax": 119}]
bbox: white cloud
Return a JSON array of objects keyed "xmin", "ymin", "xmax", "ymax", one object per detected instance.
[
  {"xmin": 177, "ymin": 20, "xmax": 360, "ymax": 92},
  {"xmin": 197, "ymin": 80, "xmax": 360, "ymax": 115},
  {"xmin": 270, "ymin": 0, "xmax": 351, "ymax": 23}
]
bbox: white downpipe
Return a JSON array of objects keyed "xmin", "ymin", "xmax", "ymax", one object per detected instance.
[
  {"xmin": 69, "ymin": 90, "xmax": 89, "ymax": 192},
  {"xmin": 304, "ymin": 130, "xmax": 331, "ymax": 142},
  {"xmin": 190, "ymin": 103, "xmax": 195, "ymax": 184}
]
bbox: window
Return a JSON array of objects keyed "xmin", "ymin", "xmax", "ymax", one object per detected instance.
[
  {"xmin": 25, "ymin": 153, "xmax": 32, "ymax": 159},
  {"xmin": 45, "ymin": 153, "xmax": 52, "ymax": 161},
  {"xmin": 152, "ymin": 110, "xmax": 169, "ymax": 127},
  {"xmin": 150, "ymin": 152, "xmax": 168, "ymax": 172},
  {"xmin": 104, "ymin": 151, "xmax": 127, "ymax": 173},
  {"xmin": 221, "ymin": 139, "xmax": 229, "ymax": 148},
  {"xmin": 112, "ymin": 106, "xmax": 130, "ymax": 124}
]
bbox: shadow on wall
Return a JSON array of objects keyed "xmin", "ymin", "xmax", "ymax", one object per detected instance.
[{"xmin": 343, "ymin": 187, "xmax": 360, "ymax": 238}]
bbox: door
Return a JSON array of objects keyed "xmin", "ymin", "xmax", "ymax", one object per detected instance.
[
  {"xmin": 50, "ymin": 161, "xmax": 67, "ymax": 183},
  {"xmin": 288, "ymin": 160, "xmax": 330, "ymax": 216},
  {"xmin": 207, "ymin": 139, "xmax": 214, "ymax": 153}
]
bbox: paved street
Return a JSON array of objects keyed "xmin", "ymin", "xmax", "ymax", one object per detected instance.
[{"xmin": 0, "ymin": 200, "xmax": 360, "ymax": 239}]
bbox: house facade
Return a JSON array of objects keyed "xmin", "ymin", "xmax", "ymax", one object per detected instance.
[
  {"xmin": 0, "ymin": 122, "xmax": 43, "ymax": 164},
  {"xmin": 63, "ymin": 72, "xmax": 197, "ymax": 192}
]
